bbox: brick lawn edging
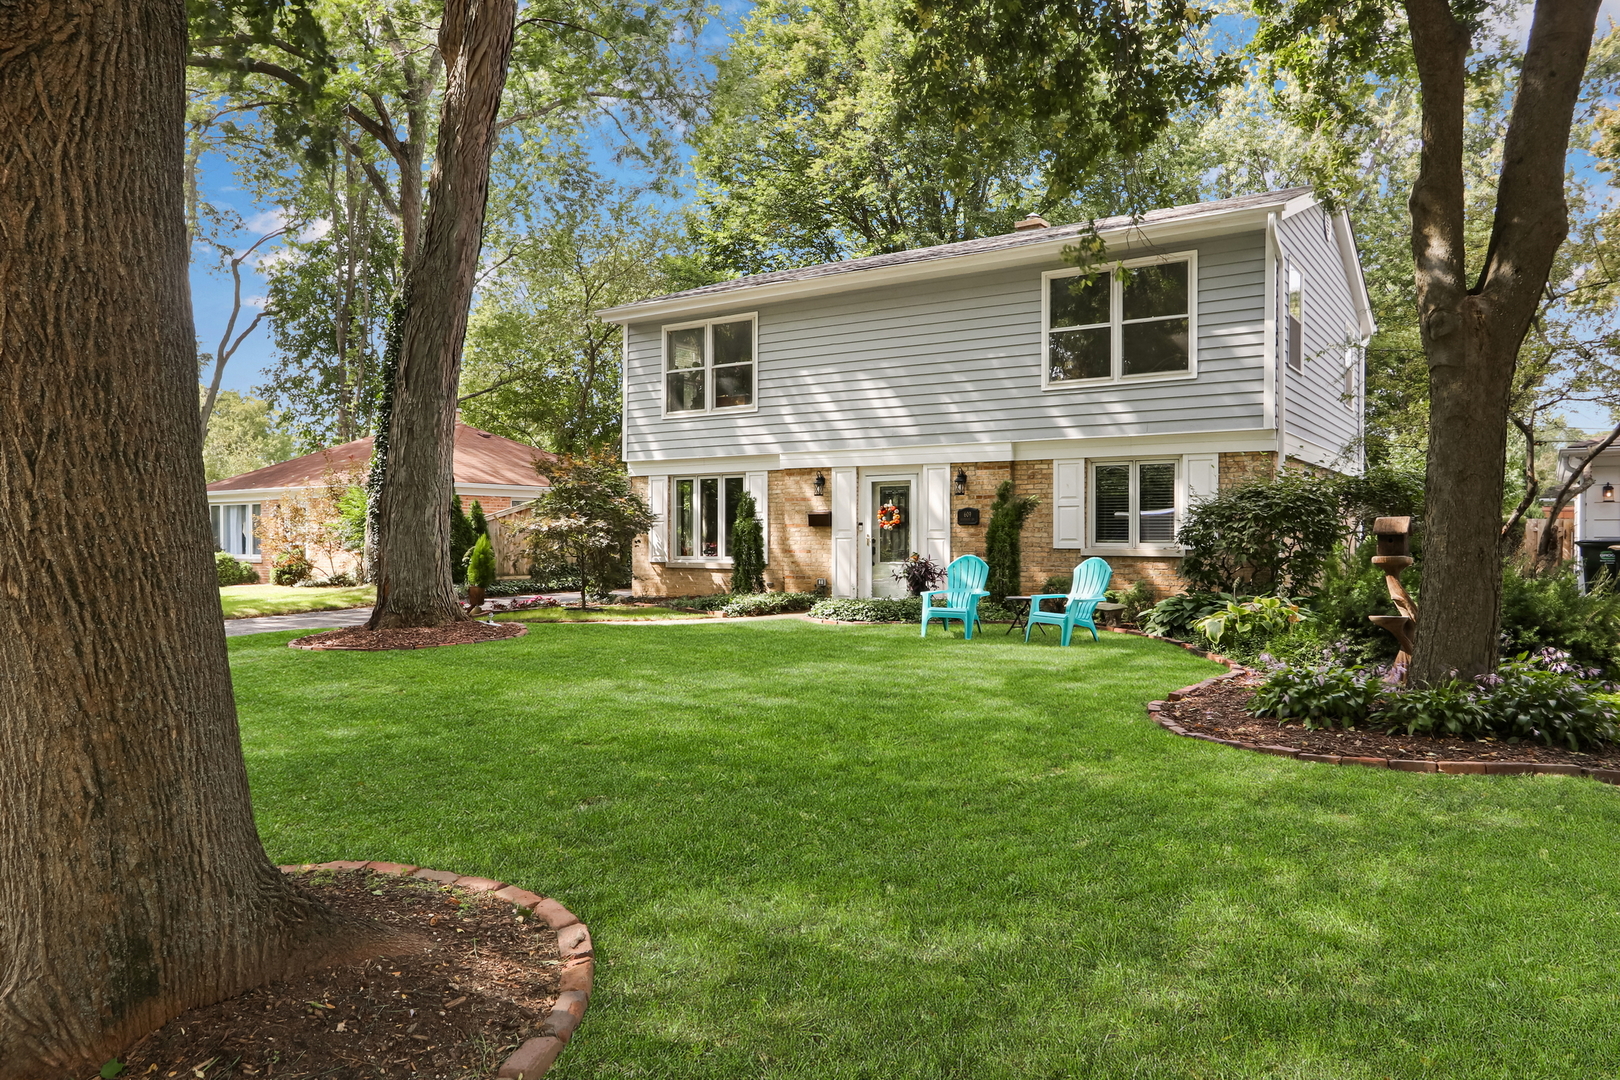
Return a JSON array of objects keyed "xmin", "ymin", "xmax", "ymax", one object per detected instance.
[
  {"xmin": 1128, "ymin": 631, "xmax": 1620, "ymax": 786},
  {"xmin": 279, "ymin": 861, "xmax": 592, "ymax": 1079},
  {"xmin": 288, "ymin": 625, "xmax": 529, "ymax": 651}
]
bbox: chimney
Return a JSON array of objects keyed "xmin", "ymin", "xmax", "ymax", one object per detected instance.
[{"xmin": 1013, "ymin": 213, "xmax": 1050, "ymax": 232}]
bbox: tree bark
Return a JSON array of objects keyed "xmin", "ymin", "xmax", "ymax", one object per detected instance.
[
  {"xmin": 1405, "ymin": 0, "xmax": 1602, "ymax": 684},
  {"xmin": 0, "ymin": 4, "xmax": 401, "ymax": 1074},
  {"xmin": 368, "ymin": 0, "xmax": 516, "ymax": 629}
]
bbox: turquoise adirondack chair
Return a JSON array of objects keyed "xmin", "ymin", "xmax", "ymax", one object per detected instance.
[
  {"xmin": 1024, "ymin": 558, "xmax": 1112, "ymax": 646},
  {"xmin": 920, "ymin": 554, "xmax": 991, "ymax": 640}
]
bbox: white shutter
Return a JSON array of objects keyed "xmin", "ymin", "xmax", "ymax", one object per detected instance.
[
  {"xmin": 831, "ymin": 467, "xmax": 857, "ymax": 597},
  {"xmin": 745, "ymin": 470, "xmax": 769, "ymax": 565},
  {"xmin": 922, "ymin": 465, "xmax": 950, "ymax": 566},
  {"xmin": 1182, "ymin": 454, "xmax": 1218, "ymax": 546},
  {"xmin": 1053, "ymin": 459, "xmax": 1085, "ymax": 548},
  {"xmin": 647, "ymin": 475, "xmax": 669, "ymax": 563}
]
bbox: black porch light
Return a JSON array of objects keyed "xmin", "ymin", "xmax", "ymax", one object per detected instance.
[
  {"xmin": 954, "ymin": 469, "xmax": 969, "ymax": 496},
  {"xmin": 1605, "ymin": 482, "xmax": 1615, "ymax": 503},
  {"xmin": 813, "ymin": 472, "xmax": 827, "ymax": 498}
]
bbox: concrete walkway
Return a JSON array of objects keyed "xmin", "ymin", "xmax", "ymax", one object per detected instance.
[{"xmin": 224, "ymin": 607, "xmax": 374, "ymax": 637}]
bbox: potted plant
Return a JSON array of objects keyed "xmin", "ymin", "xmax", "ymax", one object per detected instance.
[{"xmin": 892, "ymin": 552, "xmax": 946, "ymax": 596}]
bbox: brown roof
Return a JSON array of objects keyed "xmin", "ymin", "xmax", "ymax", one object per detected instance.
[{"xmin": 206, "ymin": 423, "xmax": 553, "ymax": 493}]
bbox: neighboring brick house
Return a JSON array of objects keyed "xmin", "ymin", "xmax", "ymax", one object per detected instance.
[
  {"xmin": 598, "ymin": 188, "xmax": 1374, "ymax": 599},
  {"xmin": 207, "ymin": 422, "xmax": 552, "ymax": 582}
]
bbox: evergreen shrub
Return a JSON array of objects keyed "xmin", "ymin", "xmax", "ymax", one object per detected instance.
[
  {"xmin": 730, "ymin": 492, "xmax": 766, "ymax": 593},
  {"xmin": 467, "ymin": 533, "xmax": 497, "ymax": 591},
  {"xmin": 984, "ymin": 481, "xmax": 1038, "ymax": 602},
  {"xmin": 215, "ymin": 551, "xmax": 259, "ymax": 586}
]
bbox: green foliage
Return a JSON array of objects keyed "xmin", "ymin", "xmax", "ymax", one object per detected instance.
[
  {"xmin": 729, "ymin": 492, "xmax": 766, "ymax": 594},
  {"xmin": 200, "ymin": 389, "xmax": 295, "ymax": 481},
  {"xmin": 1499, "ymin": 562, "xmax": 1620, "ymax": 677},
  {"xmin": 215, "ymin": 551, "xmax": 260, "ymax": 586},
  {"xmin": 271, "ymin": 546, "xmax": 313, "ymax": 586},
  {"xmin": 984, "ymin": 481, "xmax": 1038, "ymax": 603},
  {"xmin": 1297, "ymin": 539, "xmax": 1414, "ymax": 665},
  {"xmin": 665, "ymin": 594, "xmax": 735, "ymax": 613},
  {"xmin": 719, "ymin": 592, "xmax": 819, "ymax": 617},
  {"xmin": 895, "ymin": 553, "xmax": 947, "ymax": 597},
  {"xmin": 897, "ymin": 0, "xmax": 1236, "ymax": 201},
  {"xmin": 526, "ymin": 448, "xmax": 656, "ymax": 607},
  {"xmin": 469, "ymin": 500, "xmax": 488, "ymax": 538},
  {"xmin": 1192, "ymin": 596, "xmax": 1306, "ymax": 646},
  {"xmin": 336, "ymin": 485, "xmax": 367, "ymax": 557},
  {"xmin": 1178, "ymin": 468, "xmax": 1423, "ymax": 596},
  {"xmin": 448, "ymin": 498, "xmax": 477, "ymax": 586},
  {"xmin": 1108, "ymin": 580, "xmax": 1158, "ymax": 624},
  {"xmin": 466, "ymin": 534, "xmax": 497, "ymax": 591},
  {"xmin": 809, "ymin": 597, "xmax": 924, "ymax": 623},
  {"xmin": 1379, "ymin": 678, "xmax": 1490, "ymax": 740},
  {"xmin": 1140, "ymin": 592, "xmax": 1230, "ymax": 641},
  {"xmin": 1471, "ymin": 655, "xmax": 1620, "ymax": 751},
  {"xmin": 1249, "ymin": 660, "xmax": 1387, "ymax": 730}
]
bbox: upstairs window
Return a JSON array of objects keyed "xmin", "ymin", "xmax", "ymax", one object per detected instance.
[
  {"xmin": 1045, "ymin": 253, "xmax": 1195, "ymax": 386},
  {"xmin": 211, "ymin": 502, "xmax": 261, "ymax": 557},
  {"xmin": 1091, "ymin": 461, "xmax": 1177, "ymax": 548},
  {"xmin": 673, "ymin": 475, "xmax": 747, "ymax": 560},
  {"xmin": 664, "ymin": 315, "xmax": 756, "ymax": 414},
  {"xmin": 1286, "ymin": 267, "xmax": 1304, "ymax": 372}
]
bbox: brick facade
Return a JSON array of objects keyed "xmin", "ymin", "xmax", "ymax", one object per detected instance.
[{"xmin": 631, "ymin": 451, "xmax": 1297, "ymax": 599}]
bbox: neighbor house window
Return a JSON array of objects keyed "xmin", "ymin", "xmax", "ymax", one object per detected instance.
[
  {"xmin": 1045, "ymin": 253, "xmax": 1195, "ymax": 386},
  {"xmin": 672, "ymin": 476, "xmax": 747, "ymax": 559},
  {"xmin": 211, "ymin": 502, "xmax": 261, "ymax": 557},
  {"xmin": 664, "ymin": 315, "xmax": 756, "ymax": 414},
  {"xmin": 1091, "ymin": 461, "xmax": 1177, "ymax": 547}
]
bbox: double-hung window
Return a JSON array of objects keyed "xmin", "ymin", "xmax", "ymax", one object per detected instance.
[
  {"xmin": 1091, "ymin": 461, "xmax": 1178, "ymax": 548},
  {"xmin": 211, "ymin": 502, "xmax": 261, "ymax": 557},
  {"xmin": 1044, "ymin": 252, "xmax": 1196, "ymax": 386},
  {"xmin": 672, "ymin": 476, "xmax": 747, "ymax": 560},
  {"xmin": 664, "ymin": 315, "xmax": 756, "ymax": 414}
]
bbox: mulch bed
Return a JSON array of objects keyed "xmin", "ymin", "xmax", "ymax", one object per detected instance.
[
  {"xmin": 115, "ymin": 870, "xmax": 560, "ymax": 1079},
  {"xmin": 1162, "ymin": 670, "xmax": 1620, "ymax": 768},
  {"xmin": 290, "ymin": 623, "xmax": 526, "ymax": 651}
]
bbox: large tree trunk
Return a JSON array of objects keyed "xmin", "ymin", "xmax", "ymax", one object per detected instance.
[
  {"xmin": 1404, "ymin": 0, "xmax": 1601, "ymax": 684},
  {"xmin": 368, "ymin": 0, "xmax": 516, "ymax": 629},
  {"xmin": 0, "ymin": 4, "xmax": 397, "ymax": 1075}
]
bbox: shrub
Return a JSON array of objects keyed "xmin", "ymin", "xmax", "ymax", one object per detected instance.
[
  {"xmin": 1177, "ymin": 467, "xmax": 1424, "ymax": 596},
  {"xmin": 1299, "ymin": 539, "xmax": 1414, "ymax": 665},
  {"xmin": 1249, "ymin": 658, "xmax": 1387, "ymax": 729},
  {"xmin": 1380, "ymin": 679, "xmax": 1491, "ymax": 740},
  {"xmin": 666, "ymin": 594, "xmax": 733, "ymax": 612},
  {"xmin": 449, "ymin": 498, "xmax": 476, "ymax": 585},
  {"xmin": 720, "ymin": 592, "xmax": 818, "ymax": 617},
  {"xmin": 984, "ymin": 481, "xmax": 1038, "ymax": 602},
  {"xmin": 809, "ymin": 597, "xmax": 923, "ymax": 622},
  {"xmin": 730, "ymin": 492, "xmax": 766, "ymax": 594},
  {"xmin": 1473, "ymin": 652, "xmax": 1620, "ymax": 750},
  {"xmin": 1499, "ymin": 561, "xmax": 1620, "ymax": 676},
  {"xmin": 469, "ymin": 499, "xmax": 489, "ymax": 538},
  {"xmin": 1108, "ymin": 580, "xmax": 1157, "ymax": 624},
  {"xmin": 466, "ymin": 533, "xmax": 497, "ymax": 591},
  {"xmin": 215, "ymin": 551, "xmax": 258, "ymax": 586},
  {"xmin": 271, "ymin": 547, "xmax": 313, "ymax": 586}
]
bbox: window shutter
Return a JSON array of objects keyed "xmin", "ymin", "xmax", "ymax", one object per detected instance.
[
  {"xmin": 1182, "ymin": 455, "xmax": 1218, "ymax": 546},
  {"xmin": 831, "ymin": 467, "xmax": 857, "ymax": 597},
  {"xmin": 647, "ymin": 475, "xmax": 668, "ymax": 563},
  {"xmin": 1053, "ymin": 460, "xmax": 1084, "ymax": 548},
  {"xmin": 922, "ymin": 465, "xmax": 950, "ymax": 566},
  {"xmin": 745, "ymin": 471, "xmax": 769, "ymax": 565}
]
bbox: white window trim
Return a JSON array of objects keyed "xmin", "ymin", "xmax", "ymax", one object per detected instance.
[
  {"xmin": 660, "ymin": 312, "xmax": 760, "ymax": 418},
  {"xmin": 211, "ymin": 501, "xmax": 262, "ymax": 560},
  {"xmin": 666, "ymin": 473, "xmax": 760, "ymax": 567},
  {"xmin": 1042, "ymin": 250, "xmax": 1199, "ymax": 390},
  {"xmin": 1085, "ymin": 458, "xmax": 1182, "ymax": 555}
]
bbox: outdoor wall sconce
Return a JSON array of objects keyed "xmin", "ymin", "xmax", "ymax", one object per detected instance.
[
  {"xmin": 1605, "ymin": 482, "xmax": 1615, "ymax": 503},
  {"xmin": 954, "ymin": 469, "xmax": 968, "ymax": 496},
  {"xmin": 813, "ymin": 473, "xmax": 827, "ymax": 497}
]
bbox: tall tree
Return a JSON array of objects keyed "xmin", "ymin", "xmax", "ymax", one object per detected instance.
[
  {"xmin": 200, "ymin": 388, "xmax": 297, "ymax": 481},
  {"xmin": 0, "ymin": 2, "xmax": 395, "ymax": 1074},
  {"xmin": 366, "ymin": 0, "xmax": 517, "ymax": 629}
]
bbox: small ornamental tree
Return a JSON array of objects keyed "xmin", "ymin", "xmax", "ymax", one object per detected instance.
[
  {"xmin": 469, "ymin": 499, "xmax": 489, "ymax": 538},
  {"xmin": 449, "ymin": 497, "xmax": 477, "ymax": 584},
  {"xmin": 985, "ymin": 480, "xmax": 1039, "ymax": 602},
  {"xmin": 524, "ymin": 448, "xmax": 655, "ymax": 609},
  {"xmin": 466, "ymin": 533, "xmax": 497, "ymax": 592},
  {"xmin": 730, "ymin": 491, "xmax": 766, "ymax": 593},
  {"xmin": 259, "ymin": 466, "xmax": 366, "ymax": 582}
]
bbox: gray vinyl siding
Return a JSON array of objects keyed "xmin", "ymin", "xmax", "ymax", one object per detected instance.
[
  {"xmin": 1278, "ymin": 206, "xmax": 1363, "ymax": 462},
  {"xmin": 624, "ymin": 231, "xmax": 1269, "ymax": 461}
]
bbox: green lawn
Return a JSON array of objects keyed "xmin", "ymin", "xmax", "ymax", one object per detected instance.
[
  {"xmin": 497, "ymin": 604, "xmax": 712, "ymax": 622},
  {"xmin": 229, "ymin": 622, "xmax": 1620, "ymax": 1079},
  {"xmin": 220, "ymin": 583, "xmax": 375, "ymax": 619}
]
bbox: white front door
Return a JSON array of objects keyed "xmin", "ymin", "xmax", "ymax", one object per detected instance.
[{"xmin": 865, "ymin": 476, "xmax": 916, "ymax": 598}]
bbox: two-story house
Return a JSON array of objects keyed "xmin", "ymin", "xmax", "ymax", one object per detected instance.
[{"xmin": 598, "ymin": 188, "xmax": 1374, "ymax": 599}]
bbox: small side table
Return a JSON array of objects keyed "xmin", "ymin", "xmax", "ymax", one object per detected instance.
[{"xmin": 1003, "ymin": 596, "xmax": 1046, "ymax": 636}]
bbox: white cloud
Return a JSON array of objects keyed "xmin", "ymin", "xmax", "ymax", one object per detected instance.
[
  {"xmin": 296, "ymin": 217, "xmax": 333, "ymax": 243},
  {"xmin": 244, "ymin": 295, "xmax": 269, "ymax": 310},
  {"xmin": 244, "ymin": 207, "xmax": 290, "ymax": 234}
]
